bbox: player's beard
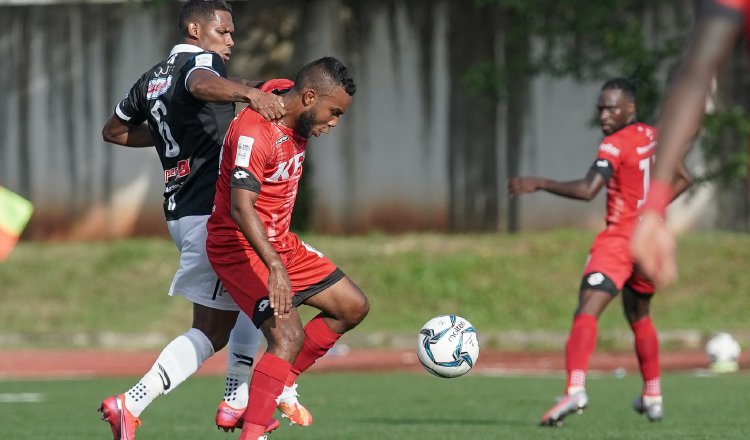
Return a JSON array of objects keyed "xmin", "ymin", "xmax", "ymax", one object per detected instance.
[{"xmin": 296, "ymin": 107, "xmax": 316, "ymax": 139}]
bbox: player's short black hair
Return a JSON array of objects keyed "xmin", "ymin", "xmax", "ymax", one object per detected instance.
[
  {"xmin": 179, "ymin": 0, "xmax": 232, "ymax": 38},
  {"xmin": 601, "ymin": 77, "xmax": 636, "ymax": 102},
  {"xmin": 294, "ymin": 57, "xmax": 357, "ymax": 97}
]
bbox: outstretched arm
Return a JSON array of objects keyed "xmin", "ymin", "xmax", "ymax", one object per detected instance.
[
  {"xmin": 508, "ymin": 168, "xmax": 606, "ymax": 201},
  {"xmin": 187, "ymin": 70, "xmax": 285, "ymax": 121}
]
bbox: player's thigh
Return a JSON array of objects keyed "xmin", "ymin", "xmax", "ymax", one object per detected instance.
[
  {"xmin": 303, "ymin": 276, "xmax": 369, "ymax": 319},
  {"xmin": 168, "ymin": 215, "xmax": 240, "ymax": 311},
  {"xmin": 581, "ymin": 234, "xmax": 632, "ymax": 294}
]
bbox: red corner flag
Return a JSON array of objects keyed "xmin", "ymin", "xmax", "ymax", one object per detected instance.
[{"xmin": 0, "ymin": 186, "xmax": 33, "ymax": 261}]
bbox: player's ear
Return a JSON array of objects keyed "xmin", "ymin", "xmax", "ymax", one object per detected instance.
[
  {"xmin": 187, "ymin": 21, "xmax": 200, "ymax": 40},
  {"xmin": 302, "ymin": 89, "xmax": 316, "ymax": 107}
]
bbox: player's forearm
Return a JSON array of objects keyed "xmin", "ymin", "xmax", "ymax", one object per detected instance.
[
  {"xmin": 538, "ymin": 179, "xmax": 596, "ymax": 201},
  {"xmin": 654, "ymin": 17, "xmax": 740, "ymax": 183},
  {"xmin": 229, "ymin": 77, "xmax": 263, "ymax": 88},
  {"xmin": 189, "ymin": 74, "xmax": 257, "ymax": 104},
  {"xmin": 102, "ymin": 118, "xmax": 154, "ymax": 148},
  {"xmin": 231, "ymin": 204, "xmax": 284, "ymax": 271},
  {"xmin": 670, "ymin": 163, "xmax": 693, "ymax": 201}
]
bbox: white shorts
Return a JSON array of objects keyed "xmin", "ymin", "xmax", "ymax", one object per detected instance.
[{"xmin": 167, "ymin": 215, "xmax": 239, "ymax": 311}]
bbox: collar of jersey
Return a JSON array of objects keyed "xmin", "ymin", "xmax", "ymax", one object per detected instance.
[{"xmin": 170, "ymin": 44, "xmax": 205, "ymax": 56}]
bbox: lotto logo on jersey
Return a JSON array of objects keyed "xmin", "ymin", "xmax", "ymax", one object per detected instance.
[
  {"xmin": 147, "ymin": 76, "xmax": 172, "ymax": 100},
  {"xmin": 598, "ymin": 143, "xmax": 620, "ymax": 157},
  {"xmin": 268, "ymin": 151, "xmax": 306, "ymax": 182},
  {"xmin": 164, "ymin": 159, "xmax": 191, "ymax": 182}
]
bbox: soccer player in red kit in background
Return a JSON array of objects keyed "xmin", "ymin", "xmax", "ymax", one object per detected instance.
[
  {"xmin": 508, "ymin": 78, "xmax": 692, "ymax": 427},
  {"xmin": 206, "ymin": 57, "xmax": 369, "ymax": 440},
  {"xmin": 633, "ymin": 0, "xmax": 748, "ymax": 286}
]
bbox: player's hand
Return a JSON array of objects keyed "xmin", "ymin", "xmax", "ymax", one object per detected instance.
[
  {"xmin": 507, "ymin": 177, "xmax": 540, "ymax": 195},
  {"xmin": 247, "ymin": 89, "xmax": 286, "ymax": 121},
  {"xmin": 631, "ymin": 211, "xmax": 677, "ymax": 287},
  {"xmin": 267, "ymin": 265, "xmax": 292, "ymax": 318}
]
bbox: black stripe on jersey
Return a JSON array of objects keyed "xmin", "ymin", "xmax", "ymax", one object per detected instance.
[
  {"xmin": 212, "ymin": 279, "xmax": 221, "ymax": 300},
  {"xmin": 590, "ymin": 158, "xmax": 614, "ymax": 180},
  {"xmin": 700, "ymin": 0, "xmax": 745, "ymax": 23},
  {"xmin": 230, "ymin": 167, "xmax": 262, "ymax": 193}
]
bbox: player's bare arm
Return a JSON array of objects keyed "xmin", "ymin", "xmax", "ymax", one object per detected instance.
[
  {"xmin": 228, "ymin": 77, "xmax": 262, "ymax": 88},
  {"xmin": 508, "ymin": 169, "xmax": 606, "ymax": 201},
  {"xmin": 101, "ymin": 114, "xmax": 154, "ymax": 148},
  {"xmin": 187, "ymin": 70, "xmax": 285, "ymax": 121},
  {"xmin": 229, "ymin": 186, "xmax": 292, "ymax": 318},
  {"xmin": 653, "ymin": 15, "xmax": 741, "ymax": 184}
]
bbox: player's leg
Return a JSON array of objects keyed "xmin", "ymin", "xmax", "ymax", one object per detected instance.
[
  {"xmin": 541, "ymin": 234, "xmax": 628, "ymax": 427},
  {"xmin": 99, "ymin": 216, "xmax": 239, "ymax": 440},
  {"xmin": 239, "ymin": 310, "xmax": 305, "ymax": 440},
  {"xmin": 622, "ymin": 279, "xmax": 663, "ymax": 421},
  {"xmin": 216, "ymin": 311, "xmax": 263, "ymax": 432}
]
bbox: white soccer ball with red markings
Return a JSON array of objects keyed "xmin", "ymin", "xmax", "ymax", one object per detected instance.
[{"xmin": 417, "ymin": 315, "xmax": 479, "ymax": 378}]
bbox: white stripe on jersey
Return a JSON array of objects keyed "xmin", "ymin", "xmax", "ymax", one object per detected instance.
[{"xmin": 115, "ymin": 104, "xmax": 131, "ymax": 121}]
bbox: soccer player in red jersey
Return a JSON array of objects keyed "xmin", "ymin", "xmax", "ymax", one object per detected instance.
[
  {"xmin": 508, "ymin": 78, "xmax": 692, "ymax": 427},
  {"xmin": 633, "ymin": 0, "xmax": 748, "ymax": 285},
  {"xmin": 206, "ymin": 57, "xmax": 368, "ymax": 440},
  {"xmin": 97, "ymin": 2, "xmax": 297, "ymax": 439}
]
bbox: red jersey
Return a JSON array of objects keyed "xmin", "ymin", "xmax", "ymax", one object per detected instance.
[
  {"xmin": 594, "ymin": 122, "xmax": 657, "ymax": 235},
  {"xmin": 208, "ymin": 79, "xmax": 304, "ymax": 244}
]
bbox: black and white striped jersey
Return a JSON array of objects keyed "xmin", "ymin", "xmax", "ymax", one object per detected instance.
[{"xmin": 115, "ymin": 44, "xmax": 234, "ymax": 220}]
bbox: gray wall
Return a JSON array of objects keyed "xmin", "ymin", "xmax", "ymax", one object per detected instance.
[{"xmin": 0, "ymin": 0, "xmax": 711, "ymax": 239}]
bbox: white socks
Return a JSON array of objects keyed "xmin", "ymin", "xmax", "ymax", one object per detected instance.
[
  {"xmin": 125, "ymin": 328, "xmax": 214, "ymax": 417},
  {"xmin": 222, "ymin": 312, "xmax": 262, "ymax": 408}
]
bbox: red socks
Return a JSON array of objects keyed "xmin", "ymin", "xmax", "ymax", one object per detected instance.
[
  {"xmin": 290, "ymin": 314, "xmax": 342, "ymax": 375},
  {"xmin": 241, "ymin": 353, "xmax": 291, "ymax": 439},
  {"xmin": 565, "ymin": 314, "xmax": 598, "ymax": 392},
  {"xmin": 631, "ymin": 317, "xmax": 661, "ymax": 396}
]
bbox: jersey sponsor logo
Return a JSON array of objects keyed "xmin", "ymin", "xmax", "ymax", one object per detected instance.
[
  {"xmin": 268, "ymin": 151, "xmax": 306, "ymax": 182},
  {"xmin": 195, "ymin": 53, "xmax": 213, "ymax": 67},
  {"xmin": 587, "ymin": 272, "xmax": 605, "ymax": 286},
  {"xmin": 274, "ymin": 135, "xmax": 290, "ymax": 145},
  {"xmin": 147, "ymin": 76, "xmax": 172, "ymax": 100},
  {"xmin": 598, "ymin": 143, "xmax": 620, "ymax": 157},
  {"xmin": 235, "ymin": 136, "xmax": 254, "ymax": 167},
  {"xmin": 164, "ymin": 159, "xmax": 191, "ymax": 182}
]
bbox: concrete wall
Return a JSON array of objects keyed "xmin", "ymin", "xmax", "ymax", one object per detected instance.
[{"xmin": 0, "ymin": 0, "xmax": 711, "ymax": 239}]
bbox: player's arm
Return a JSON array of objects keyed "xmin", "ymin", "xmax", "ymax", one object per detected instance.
[
  {"xmin": 187, "ymin": 70, "xmax": 285, "ymax": 121},
  {"xmin": 669, "ymin": 161, "xmax": 694, "ymax": 200},
  {"xmin": 230, "ymin": 187, "xmax": 292, "ymax": 318},
  {"xmin": 101, "ymin": 114, "xmax": 154, "ymax": 148},
  {"xmin": 508, "ymin": 168, "xmax": 606, "ymax": 201},
  {"xmin": 228, "ymin": 77, "xmax": 263, "ymax": 88},
  {"xmin": 652, "ymin": 12, "xmax": 742, "ymax": 188}
]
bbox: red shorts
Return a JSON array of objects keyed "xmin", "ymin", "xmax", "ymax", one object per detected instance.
[
  {"xmin": 581, "ymin": 230, "xmax": 654, "ymax": 295},
  {"xmin": 206, "ymin": 232, "xmax": 344, "ymax": 326}
]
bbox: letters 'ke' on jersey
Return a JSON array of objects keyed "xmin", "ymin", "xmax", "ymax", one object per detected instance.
[
  {"xmin": 208, "ymin": 79, "xmax": 302, "ymax": 244},
  {"xmin": 115, "ymin": 44, "xmax": 234, "ymax": 220},
  {"xmin": 593, "ymin": 122, "xmax": 657, "ymax": 235}
]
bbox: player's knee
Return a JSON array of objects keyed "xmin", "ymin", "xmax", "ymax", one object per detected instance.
[
  {"xmin": 266, "ymin": 324, "xmax": 304, "ymax": 360},
  {"xmin": 343, "ymin": 294, "xmax": 369, "ymax": 329}
]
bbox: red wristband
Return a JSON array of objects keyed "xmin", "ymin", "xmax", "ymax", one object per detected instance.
[{"xmin": 641, "ymin": 179, "xmax": 672, "ymax": 217}]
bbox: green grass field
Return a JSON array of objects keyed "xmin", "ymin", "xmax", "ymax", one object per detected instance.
[
  {"xmin": 1, "ymin": 230, "xmax": 749, "ymax": 348},
  {"xmin": 1, "ymin": 372, "xmax": 747, "ymax": 439}
]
